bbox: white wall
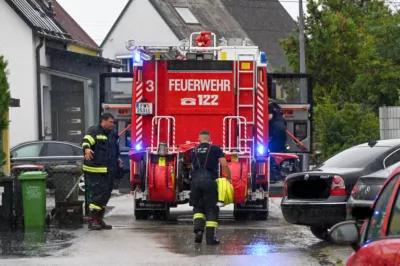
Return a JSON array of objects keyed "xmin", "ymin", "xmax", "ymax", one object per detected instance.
[
  {"xmin": 101, "ymin": 0, "xmax": 180, "ymax": 96},
  {"xmin": 0, "ymin": 1, "xmax": 37, "ymax": 147}
]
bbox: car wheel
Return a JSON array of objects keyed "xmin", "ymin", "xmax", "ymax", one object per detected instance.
[{"xmin": 310, "ymin": 226, "xmax": 328, "ymax": 241}]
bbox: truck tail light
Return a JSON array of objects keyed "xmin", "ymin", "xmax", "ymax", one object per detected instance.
[
  {"xmin": 284, "ymin": 179, "xmax": 288, "ymax": 197},
  {"xmin": 330, "ymin": 175, "xmax": 346, "ymax": 196},
  {"xmin": 351, "ymin": 183, "xmax": 358, "ymax": 197}
]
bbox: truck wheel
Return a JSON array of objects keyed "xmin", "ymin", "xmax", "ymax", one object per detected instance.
[
  {"xmin": 251, "ymin": 160, "xmax": 257, "ymax": 192},
  {"xmin": 257, "ymin": 211, "xmax": 269, "ymax": 221},
  {"xmin": 178, "ymin": 161, "xmax": 184, "ymax": 192},
  {"xmin": 154, "ymin": 208, "xmax": 170, "ymax": 221},
  {"xmin": 310, "ymin": 226, "xmax": 328, "ymax": 241},
  {"xmin": 256, "ymin": 198, "xmax": 269, "ymax": 220},
  {"xmin": 139, "ymin": 160, "xmax": 146, "ymax": 192},
  {"xmin": 135, "ymin": 210, "xmax": 149, "ymax": 220},
  {"xmin": 234, "ymin": 211, "xmax": 247, "ymax": 220}
]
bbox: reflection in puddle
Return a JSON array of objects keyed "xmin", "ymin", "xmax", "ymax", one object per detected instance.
[
  {"xmin": 0, "ymin": 226, "xmax": 80, "ymax": 258},
  {"xmin": 142, "ymin": 228, "xmax": 305, "ymax": 257}
]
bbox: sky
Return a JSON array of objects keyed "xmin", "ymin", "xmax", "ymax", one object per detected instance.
[{"xmin": 56, "ymin": 0, "xmax": 304, "ymax": 45}]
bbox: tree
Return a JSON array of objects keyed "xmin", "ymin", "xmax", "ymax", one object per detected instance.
[
  {"xmin": 0, "ymin": 55, "xmax": 11, "ymax": 174},
  {"xmin": 313, "ymin": 99, "xmax": 380, "ymax": 161},
  {"xmin": 279, "ymin": 0, "xmax": 400, "ymax": 158},
  {"xmin": 280, "ymin": 0, "xmax": 400, "ymax": 108}
]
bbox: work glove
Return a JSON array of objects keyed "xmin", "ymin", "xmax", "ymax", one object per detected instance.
[{"xmin": 216, "ymin": 202, "xmax": 224, "ymax": 208}]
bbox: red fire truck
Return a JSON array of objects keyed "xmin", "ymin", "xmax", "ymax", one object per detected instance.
[{"xmin": 121, "ymin": 31, "xmax": 308, "ymax": 221}]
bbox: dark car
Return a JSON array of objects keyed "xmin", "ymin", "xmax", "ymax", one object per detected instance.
[
  {"xmin": 10, "ymin": 140, "xmax": 84, "ymax": 189},
  {"xmin": 347, "ymin": 161, "xmax": 400, "ymax": 223},
  {"xmin": 281, "ymin": 139, "xmax": 400, "ymax": 240}
]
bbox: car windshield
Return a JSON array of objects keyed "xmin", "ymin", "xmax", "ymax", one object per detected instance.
[{"xmin": 317, "ymin": 146, "xmax": 391, "ymax": 169}]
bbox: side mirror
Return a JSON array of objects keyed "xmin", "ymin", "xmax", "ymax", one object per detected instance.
[{"xmin": 329, "ymin": 221, "xmax": 360, "ymax": 251}]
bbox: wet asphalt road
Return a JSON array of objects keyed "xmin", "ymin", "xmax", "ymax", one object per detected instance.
[{"xmin": 0, "ymin": 194, "xmax": 352, "ymax": 266}]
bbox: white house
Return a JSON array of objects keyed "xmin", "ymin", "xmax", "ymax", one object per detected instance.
[
  {"xmin": 0, "ymin": 0, "xmax": 72, "ymax": 148},
  {"xmin": 100, "ymin": 0, "xmax": 296, "ymax": 98},
  {"xmin": 0, "ymin": 0, "xmax": 120, "ymax": 148}
]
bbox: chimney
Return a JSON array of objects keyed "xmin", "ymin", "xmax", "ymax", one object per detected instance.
[{"xmin": 42, "ymin": 0, "xmax": 55, "ymax": 18}]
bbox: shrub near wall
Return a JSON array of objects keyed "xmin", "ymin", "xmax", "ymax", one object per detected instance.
[{"xmin": 0, "ymin": 55, "xmax": 11, "ymax": 173}]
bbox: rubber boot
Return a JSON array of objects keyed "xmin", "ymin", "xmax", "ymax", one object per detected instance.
[
  {"xmin": 194, "ymin": 230, "xmax": 203, "ymax": 244},
  {"xmin": 206, "ymin": 227, "xmax": 220, "ymax": 245},
  {"xmin": 88, "ymin": 210, "xmax": 102, "ymax": 231},
  {"xmin": 100, "ymin": 207, "xmax": 112, "ymax": 230}
]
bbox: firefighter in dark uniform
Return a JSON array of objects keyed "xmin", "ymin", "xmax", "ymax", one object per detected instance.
[
  {"xmin": 81, "ymin": 113, "xmax": 122, "ymax": 230},
  {"xmin": 268, "ymin": 99, "xmax": 287, "ymax": 153},
  {"xmin": 190, "ymin": 130, "xmax": 231, "ymax": 245}
]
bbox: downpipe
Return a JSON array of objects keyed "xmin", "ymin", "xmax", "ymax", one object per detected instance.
[{"xmin": 36, "ymin": 37, "xmax": 44, "ymax": 140}]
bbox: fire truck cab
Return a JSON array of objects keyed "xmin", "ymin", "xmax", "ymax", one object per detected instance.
[{"xmin": 115, "ymin": 31, "xmax": 307, "ymax": 221}]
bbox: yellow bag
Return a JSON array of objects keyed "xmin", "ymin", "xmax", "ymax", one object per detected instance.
[{"xmin": 216, "ymin": 178, "xmax": 234, "ymax": 205}]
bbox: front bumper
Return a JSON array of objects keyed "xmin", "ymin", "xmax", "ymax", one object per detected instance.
[{"xmin": 281, "ymin": 198, "xmax": 347, "ymax": 227}]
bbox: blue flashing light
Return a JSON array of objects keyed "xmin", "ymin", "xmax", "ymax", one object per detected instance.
[
  {"xmin": 260, "ymin": 52, "xmax": 267, "ymax": 64},
  {"xmin": 134, "ymin": 51, "xmax": 141, "ymax": 62},
  {"xmin": 135, "ymin": 143, "xmax": 142, "ymax": 151},
  {"xmin": 257, "ymin": 144, "xmax": 265, "ymax": 156}
]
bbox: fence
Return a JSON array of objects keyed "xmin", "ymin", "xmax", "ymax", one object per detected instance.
[
  {"xmin": 379, "ymin": 106, "xmax": 400, "ymax": 140},
  {"xmin": 10, "ymin": 158, "xmax": 87, "ymax": 225}
]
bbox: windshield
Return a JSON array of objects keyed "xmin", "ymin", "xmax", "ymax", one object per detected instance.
[{"xmin": 318, "ymin": 146, "xmax": 391, "ymax": 169}]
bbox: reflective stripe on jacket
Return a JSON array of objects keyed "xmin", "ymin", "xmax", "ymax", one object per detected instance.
[{"xmin": 81, "ymin": 124, "xmax": 109, "ymax": 173}]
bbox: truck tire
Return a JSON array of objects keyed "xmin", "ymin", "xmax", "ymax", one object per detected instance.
[
  {"xmin": 139, "ymin": 160, "xmax": 146, "ymax": 192},
  {"xmin": 234, "ymin": 211, "xmax": 247, "ymax": 220},
  {"xmin": 135, "ymin": 210, "xmax": 149, "ymax": 220},
  {"xmin": 178, "ymin": 161, "xmax": 184, "ymax": 192},
  {"xmin": 310, "ymin": 226, "xmax": 328, "ymax": 241},
  {"xmin": 257, "ymin": 198, "xmax": 269, "ymax": 220},
  {"xmin": 257, "ymin": 211, "xmax": 269, "ymax": 221},
  {"xmin": 251, "ymin": 160, "xmax": 257, "ymax": 192},
  {"xmin": 154, "ymin": 208, "xmax": 170, "ymax": 221}
]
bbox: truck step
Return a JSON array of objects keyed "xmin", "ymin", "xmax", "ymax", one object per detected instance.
[
  {"xmin": 239, "ymin": 121, "xmax": 254, "ymax": 125},
  {"xmin": 238, "ymin": 104, "xmax": 253, "ymax": 107},
  {"xmin": 238, "ymin": 70, "xmax": 254, "ymax": 73},
  {"xmin": 239, "ymin": 138, "xmax": 253, "ymax": 142},
  {"xmin": 238, "ymin": 87, "xmax": 253, "ymax": 91}
]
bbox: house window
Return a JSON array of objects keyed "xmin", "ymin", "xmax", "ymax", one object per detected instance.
[
  {"xmin": 174, "ymin": 7, "xmax": 199, "ymax": 24},
  {"xmin": 116, "ymin": 55, "xmax": 134, "ymax": 82},
  {"xmin": 118, "ymin": 57, "xmax": 133, "ymax": 72}
]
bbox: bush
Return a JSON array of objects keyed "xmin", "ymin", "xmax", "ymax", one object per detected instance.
[
  {"xmin": 314, "ymin": 99, "xmax": 380, "ymax": 161},
  {"xmin": 0, "ymin": 55, "xmax": 11, "ymax": 171}
]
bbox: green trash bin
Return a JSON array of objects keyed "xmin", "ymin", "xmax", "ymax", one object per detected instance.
[{"xmin": 18, "ymin": 171, "xmax": 47, "ymax": 228}]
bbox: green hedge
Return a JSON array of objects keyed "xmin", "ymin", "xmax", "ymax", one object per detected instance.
[{"xmin": 0, "ymin": 55, "xmax": 11, "ymax": 172}]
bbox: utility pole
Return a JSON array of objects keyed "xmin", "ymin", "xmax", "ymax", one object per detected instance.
[{"xmin": 299, "ymin": 0, "xmax": 309, "ymax": 171}]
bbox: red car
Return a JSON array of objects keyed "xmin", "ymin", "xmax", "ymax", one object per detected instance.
[{"xmin": 329, "ymin": 164, "xmax": 400, "ymax": 265}]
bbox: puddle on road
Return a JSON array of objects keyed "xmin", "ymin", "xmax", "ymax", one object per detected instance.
[
  {"xmin": 141, "ymin": 227, "xmax": 315, "ymax": 256},
  {"xmin": 0, "ymin": 225, "xmax": 81, "ymax": 258},
  {"xmin": 137, "ymin": 225, "xmax": 347, "ymax": 265}
]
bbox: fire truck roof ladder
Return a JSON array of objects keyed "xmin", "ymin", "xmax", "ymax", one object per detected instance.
[{"xmin": 236, "ymin": 53, "xmax": 256, "ymax": 160}]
